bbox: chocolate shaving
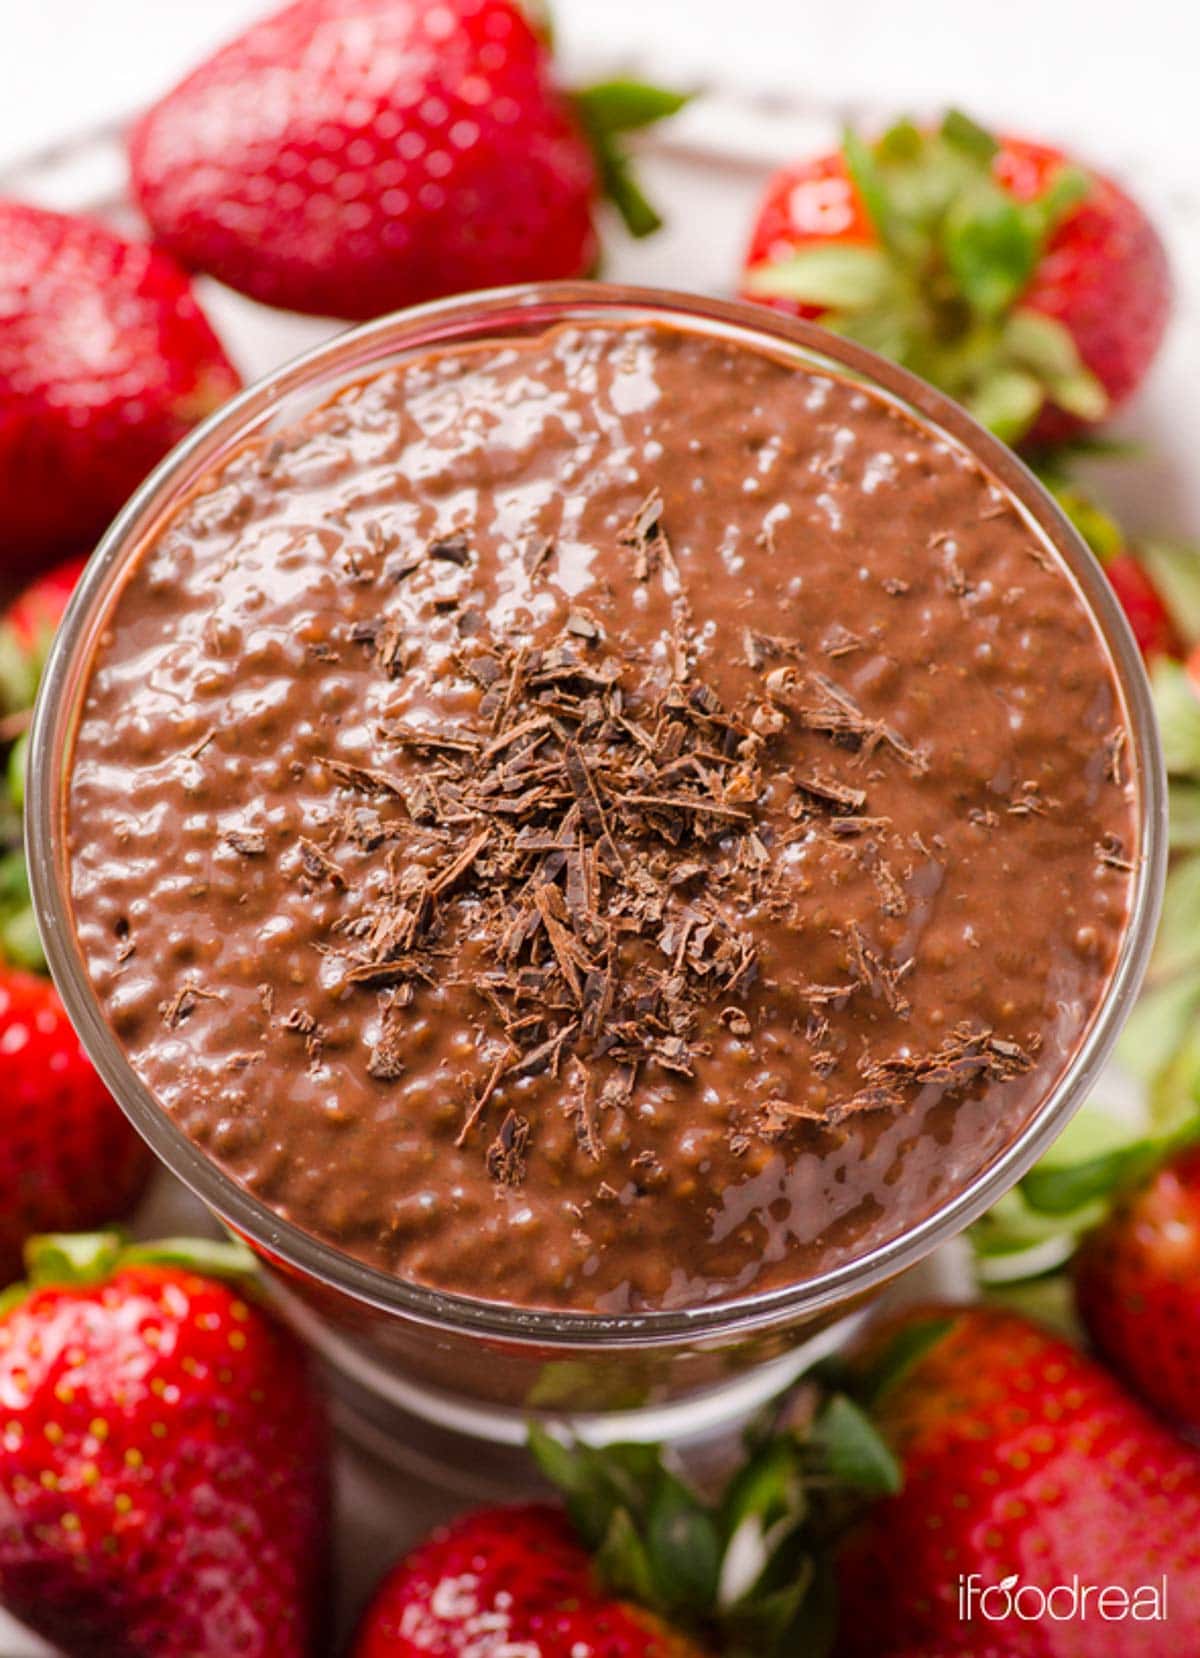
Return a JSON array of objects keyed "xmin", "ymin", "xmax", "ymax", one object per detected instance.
[
  {"xmin": 832, "ymin": 1025, "xmax": 1037, "ymax": 1121},
  {"xmin": 297, "ymin": 837, "xmax": 346, "ymax": 887},
  {"xmin": 794, "ymin": 772, "xmax": 868, "ymax": 813},
  {"xmin": 486, "ymin": 1110, "xmax": 530, "ymax": 1185},
  {"xmin": 319, "ymin": 609, "xmax": 785, "ymax": 1176},
  {"xmin": 820, "ymin": 625, "xmax": 864, "ymax": 658},
  {"xmin": 324, "ymin": 758, "xmax": 407, "ymax": 798},
  {"xmin": 770, "ymin": 670, "xmax": 925, "ymax": 774},
  {"xmin": 523, "ymin": 535, "xmax": 556, "ymax": 580},
  {"xmin": 367, "ymin": 1028, "xmax": 406, "ymax": 1081},
  {"xmin": 428, "ymin": 532, "xmax": 471, "ymax": 566},
  {"xmin": 222, "ymin": 827, "xmax": 267, "ymax": 857},
  {"xmin": 1105, "ymin": 728, "xmax": 1127, "ymax": 788},
  {"xmin": 845, "ymin": 923, "xmax": 912, "ymax": 1015},
  {"xmin": 1096, "ymin": 832, "xmax": 1136, "ymax": 872},
  {"xmin": 455, "ymin": 1047, "xmax": 513, "ymax": 1146},
  {"xmin": 159, "ymin": 982, "xmax": 224, "ymax": 1028},
  {"xmin": 1008, "ymin": 781, "xmax": 1056, "ymax": 817}
]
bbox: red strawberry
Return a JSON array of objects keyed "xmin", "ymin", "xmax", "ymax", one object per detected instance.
[
  {"xmin": 352, "ymin": 1503, "xmax": 707, "ymax": 1656},
  {"xmin": 0, "ymin": 969, "xmax": 152, "ymax": 1279},
  {"xmin": 4, "ymin": 554, "xmax": 86, "ymax": 656},
  {"xmin": 1042, "ymin": 480, "xmax": 1182, "ymax": 660},
  {"xmin": 0, "ymin": 1232, "xmax": 329, "ymax": 1657},
  {"xmin": 1104, "ymin": 553, "xmax": 1182, "ymax": 658},
  {"xmin": 1074, "ymin": 1141, "xmax": 1200, "ymax": 1432},
  {"xmin": 836, "ymin": 1305, "xmax": 1200, "ymax": 1656},
  {"xmin": 742, "ymin": 111, "xmax": 1171, "ymax": 446},
  {"xmin": 0, "ymin": 202, "xmax": 240, "ymax": 570},
  {"xmin": 129, "ymin": 0, "xmax": 686, "ymax": 321},
  {"xmin": 0, "ymin": 553, "xmax": 88, "ymax": 715}
]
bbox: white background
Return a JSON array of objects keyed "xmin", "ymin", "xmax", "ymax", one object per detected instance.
[
  {"xmin": 0, "ymin": 0, "xmax": 1196, "ymax": 188},
  {"xmin": 0, "ymin": 1, "xmax": 1198, "ymax": 1653}
]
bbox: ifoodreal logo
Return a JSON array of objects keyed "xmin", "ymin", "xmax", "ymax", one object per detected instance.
[{"xmin": 958, "ymin": 1572, "xmax": 1169, "ymax": 1625}]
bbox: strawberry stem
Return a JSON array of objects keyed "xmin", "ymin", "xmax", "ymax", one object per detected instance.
[
  {"xmin": 748, "ymin": 109, "xmax": 1108, "ymax": 445},
  {"xmin": 571, "ymin": 81, "xmax": 692, "ymax": 239},
  {"xmin": 0, "ymin": 1230, "xmax": 260, "ymax": 1311},
  {"xmin": 529, "ymin": 1390, "xmax": 899, "ymax": 1656}
]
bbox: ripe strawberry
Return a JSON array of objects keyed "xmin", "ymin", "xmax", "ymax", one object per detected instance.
[
  {"xmin": 129, "ymin": 0, "xmax": 686, "ymax": 321},
  {"xmin": 4, "ymin": 553, "xmax": 86, "ymax": 655},
  {"xmin": 0, "ymin": 553, "xmax": 88, "ymax": 715},
  {"xmin": 742, "ymin": 111, "xmax": 1171, "ymax": 446},
  {"xmin": 0, "ymin": 1231, "xmax": 330, "ymax": 1657},
  {"xmin": 0, "ymin": 969, "xmax": 152, "ymax": 1279},
  {"xmin": 0, "ymin": 201, "xmax": 240, "ymax": 570},
  {"xmin": 1104, "ymin": 553, "xmax": 1182, "ymax": 658},
  {"xmin": 353, "ymin": 1503, "xmax": 706, "ymax": 1657},
  {"xmin": 836, "ymin": 1305, "xmax": 1200, "ymax": 1656},
  {"xmin": 1042, "ymin": 479, "xmax": 1182, "ymax": 659},
  {"xmin": 1074, "ymin": 1141, "xmax": 1200, "ymax": 1433}
]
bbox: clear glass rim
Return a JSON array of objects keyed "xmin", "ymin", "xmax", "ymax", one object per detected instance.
[{"xmin": 27, "ymin": 280, "xmax": 1168, "ymax": 1350}]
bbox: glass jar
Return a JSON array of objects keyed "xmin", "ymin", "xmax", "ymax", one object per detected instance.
[{"xmin": 26, "ymin": 282, "xmax": 1167, "ymax": 1450}]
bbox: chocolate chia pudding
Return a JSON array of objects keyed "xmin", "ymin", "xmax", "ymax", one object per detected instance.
[{"xmin": 66, "ymin": 318, "xmax": 1137, "ymax": 1313}]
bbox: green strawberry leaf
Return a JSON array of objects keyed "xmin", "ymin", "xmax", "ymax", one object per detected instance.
[
  {"xmin": 985, "ymin": 1273, "xmax": 1082, "ymax": 1339},
  {"xmin": 876, "ymin": 117, "xmax": 923, "ymax": 163},
  {"xmin": 1169, "ymin": 782, "xmax": 1200, "ymax": 850},
  {"xmin": 8, "ymin": 731, "xmax": 27, "ymax": 813},
  {"xmin": 572, "ymin": 81, "xmax": 691, "ymax": 240},
  {"xmin": 574, "ymin": 81, "xmax": 692, "ymax": 135},
  {"xmin": 1119, "ymin": 968, "xmax": 1200, "ymax": 1083},
  {"xmin": 1001, "ymin": 308, "xmax": 1107, "ymax": 421},
  {"xmin": 852, "ymin": 1316, "xmax": 955, "ymax": 1407},
  {"xmin": 811, "ymin": 1395, "xmax": 901, "ymax": 1495},
  {"xmin": 1151, "ymin": 657, "xmax": 1200, "ymax": 775},
  {"xmin": 24, "ymin": 1230, "xmax": 129, "ymax": 1285},
  {"xmin": 595, "ymin": 1505, "xmax": 658, "ymax": 1605},
  {"xmin": 967, "ymin": 368, "xmax": 1043, "ymax": 443},
  {"xmin": 8, "ymin": 1231, "xmax": 259, "ymax": 1308},
  {"xmin": 1040, "ymin": 479, "xmax": 1126, "ymax": 564},
  {"xmin": 122, "ymin": 1235, "xmax": 259, "ymax": 1279},
  {"xmin": 940, "ymin": 107, "xmax": 999, "ymax": 163},
  {"xmin": 646, "ymin": 1472, "xmax": 722, "ymax": 1609},
  {"xmin": 1151, "ymin": 852, "xmax": 1200, "ymax": 979},
  {"xmin": 1047, "ymin": 369, "xmax": 1109, "ymax": 423},
  {"xmin": 531, "ymin": 1401, "xmax": 887, "ymax": 1656},
  {"xmin": 720, "ymin": 1435, "xmax": 806, "ymax": 1539},
  {"xmin": 1005, "ymin": 309, "xmax": 1090, "ymax": 382},
  {"xmin": 0, "ymin": 847, "xmax": 44, "ymax": 971},
  {"xmin": 519, "ymin": 0, "xmax": 555, "ymax": 47},
  {"xmin": 0, "ymin": 625, "xmax": 36, "ymax": 718},
  {"xmin": 1020, "ymin": 1140, "xmax": 1163, "ymax": 1215},
  {"xmin": 742, "ymin": 245, "xmax": 892, "ymax": 310},
  {"xmin": 527, "ymin": 1420, "xmax": 585, "ymax": 1491},
  {"xmin": 972, "ymin": 1186, "xmax": 1098, "ymax": 1260},
  {"xmin": 1029, "ymin": 164, "xmax": 1092, "ymax": 236},
  {"xmin": 1150, "ymin": 1028, "xmax": 1200, "ymax": 1132},
  {"xmin": 592, "ymin": 141, "xmax": 663, "ymax": 238},
  {"xmin": 943, "ymin": 187, "xmax": 1040, "ymax": 315},
  {"xmin": 724, "ymin": 1567, "xmax": 818, "ymax": 1656},
  {"xmin": 777, "ymin": 1553, "xmax": 839, "ymax": 1658},
  {"xmin": 1139, "ymin": 542, "xmax": 1200, "ymax": 648},
  {"xmin": 0, "ymin": 905, "xmax": 45, "ymax": 973},
  {"xmin": 841, "ymin": 125, "xmax": 899, "ymax": 251}
]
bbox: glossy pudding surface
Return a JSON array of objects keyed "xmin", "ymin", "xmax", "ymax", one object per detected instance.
[{"xmin": 67, "ymin": 320, "xmax": 1136, "ymax": 1311}]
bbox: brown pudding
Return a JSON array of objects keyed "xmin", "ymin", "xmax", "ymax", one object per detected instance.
[{"xmin": 67, "ymin": 319, "xmax": 1136, "ymax": 1312}]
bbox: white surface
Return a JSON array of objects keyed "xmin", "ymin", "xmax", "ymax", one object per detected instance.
[
  {"xmin": 0, "ymin": 4, "xmax": 1198, "ymax": 1655},
  {"xmin": 0, "ymin": 0, "xmax": 1198, "ymax": 186}
]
